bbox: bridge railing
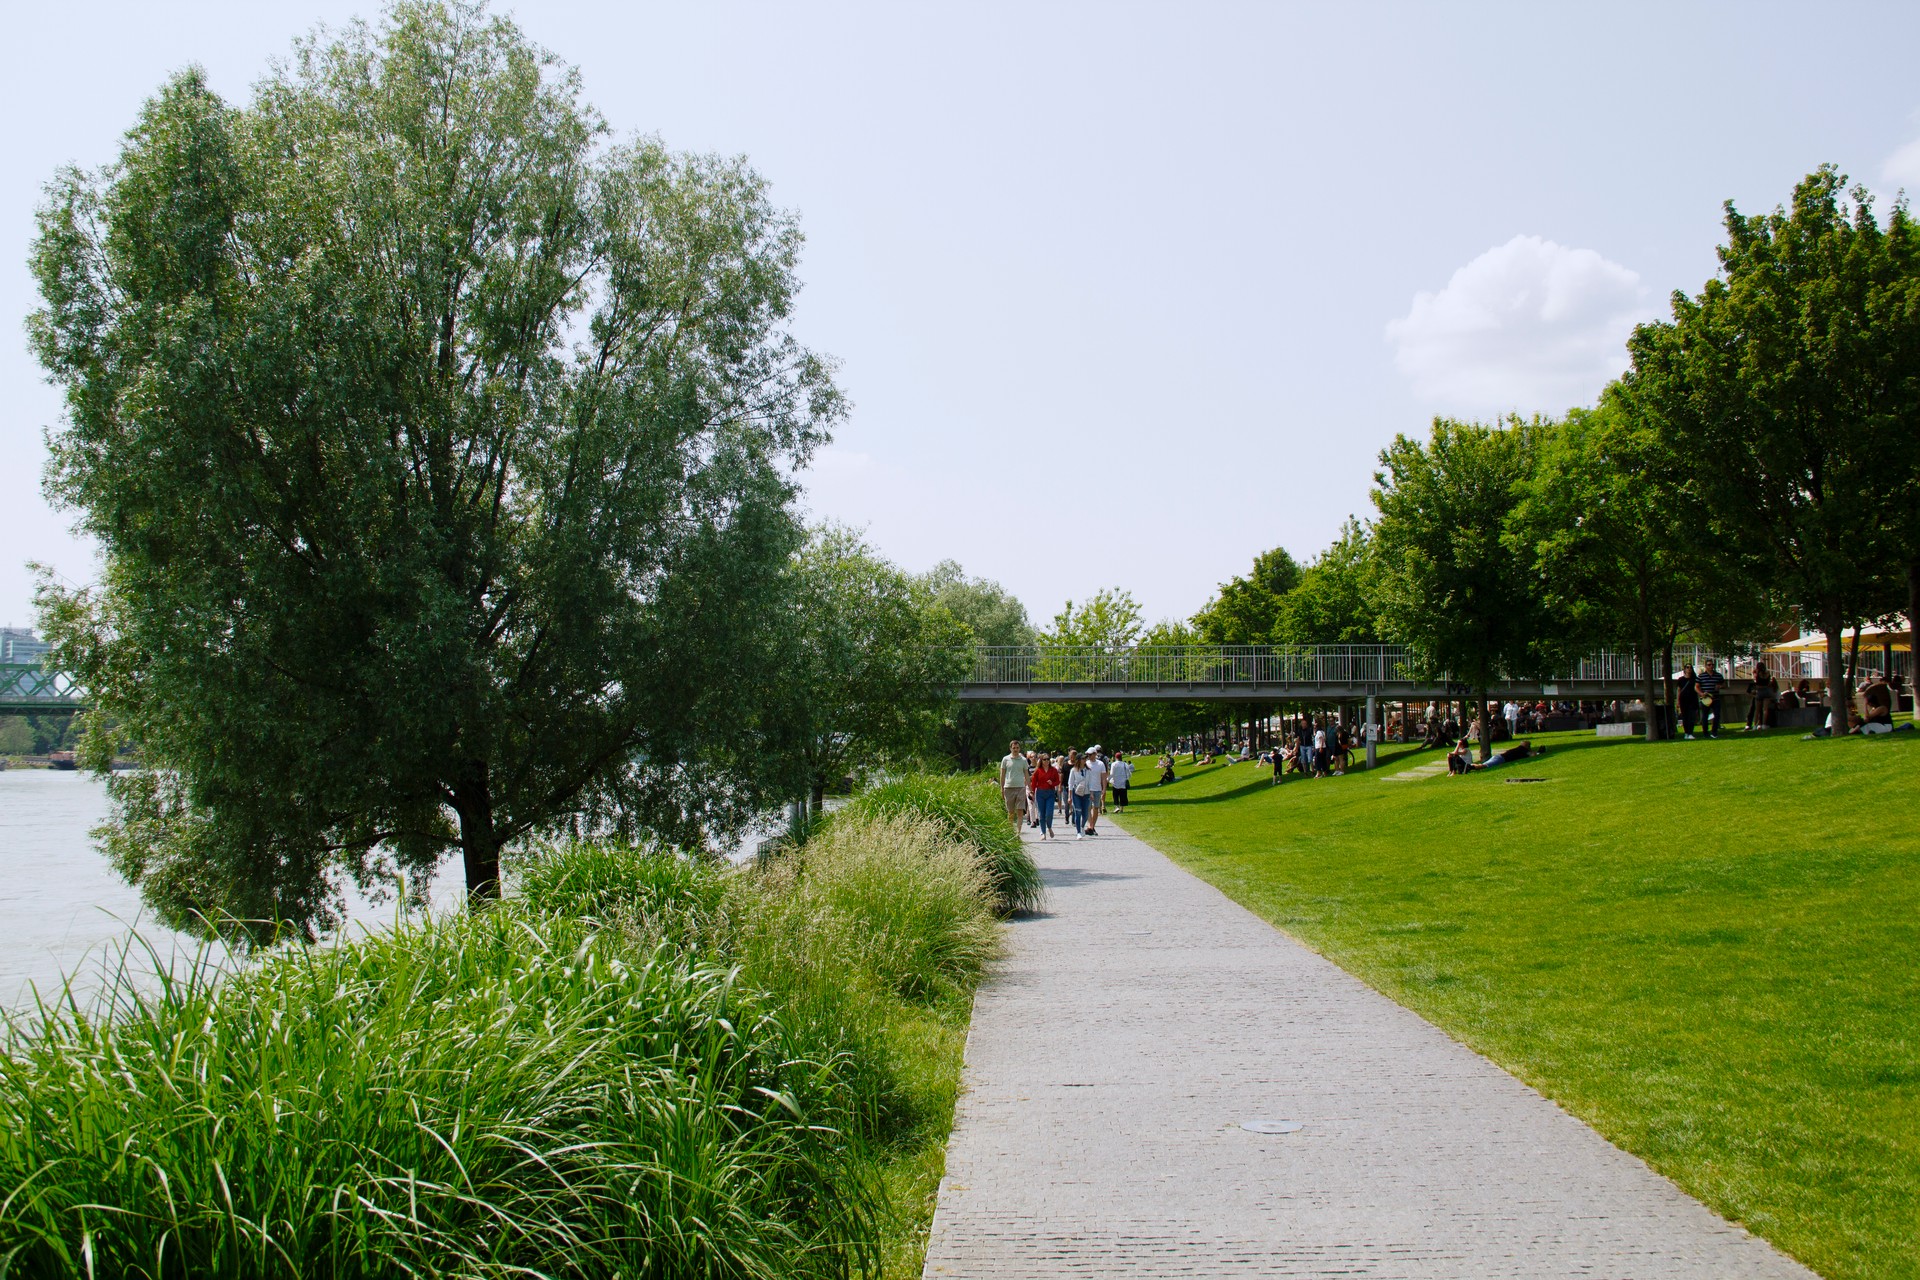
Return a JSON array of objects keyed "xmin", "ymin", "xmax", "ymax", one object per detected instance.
[{"xmin": 963, "ymin": 644, "xmax": 1817, "ymax": 689}]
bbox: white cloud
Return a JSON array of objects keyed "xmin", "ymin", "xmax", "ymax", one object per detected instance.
[{"xmin": 1385, "ymin": 235, "xmax": 1654, "ymax": 417}]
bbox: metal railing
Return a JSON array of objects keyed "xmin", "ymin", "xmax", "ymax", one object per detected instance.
[{"xmin": 962, "ymin": 644, "xmax": 1826, "ymax": 691}]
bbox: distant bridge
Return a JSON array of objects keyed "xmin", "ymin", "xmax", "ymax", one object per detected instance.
[
  {"xmin": 955, "ymin": 645, "xmax": 1751, "ymax": 703},
  {"xmin": 0, "ymin": 663, "xmax": 83, "ymax": 715}
]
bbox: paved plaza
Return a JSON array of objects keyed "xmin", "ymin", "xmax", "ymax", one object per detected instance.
[{"xmin": 922, "ymin": 818, "xmax": 1814, "ymax": 1279}]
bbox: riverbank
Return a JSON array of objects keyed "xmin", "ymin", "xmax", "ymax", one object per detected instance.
[
  {"xmin": 1117, "ymin": 728, "xmax": 1918, "ymax": 1280},
  {"xmin": 1, "ymin": 779, "xmax": 1029, "ymax": 1277}
]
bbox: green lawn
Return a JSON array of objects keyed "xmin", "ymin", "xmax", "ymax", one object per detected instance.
[{"xmin": 1115, "ymin": 726, "xmax": 1919, "ymax": 1280}]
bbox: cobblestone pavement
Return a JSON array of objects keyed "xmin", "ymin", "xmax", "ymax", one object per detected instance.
[{"xmin": 922, "ymin": 819, "xmax": 1815, "ymax": 1279}]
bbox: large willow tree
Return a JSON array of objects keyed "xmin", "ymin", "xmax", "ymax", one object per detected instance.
[{"xmin": 29, "ymin": 2, "xmax": 843, "ymax": 935}]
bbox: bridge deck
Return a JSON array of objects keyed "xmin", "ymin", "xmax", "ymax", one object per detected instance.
[
  {"xmin": 958, "ymin": 679, "xmax": 1649, "ymax": 703},
  {"xmin": 953, "ymin": 644, "xmax": 1759, "ymax": 704}
]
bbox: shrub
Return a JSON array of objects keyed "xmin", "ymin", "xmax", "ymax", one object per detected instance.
[{"xmin": 836, "ymin": 774, "xmax": 1044, "ymax": 915}]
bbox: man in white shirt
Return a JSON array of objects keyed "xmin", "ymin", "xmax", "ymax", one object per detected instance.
[
  {"xmin": 1082, "ymin": 747, "xmax": 1108, "ymax": 834},
  {"xmin": 1503, "ymin": 700, "xmax": 1520, "ymax": 737},
  {"xmin": 1107, "ymin": 753, "xmax": 1135, "ymax": 810}
]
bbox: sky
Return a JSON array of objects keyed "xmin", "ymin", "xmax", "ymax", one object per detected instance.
[{"xmin": 5, "ymin": 1, "xmax": 1920, "ymax": 632}]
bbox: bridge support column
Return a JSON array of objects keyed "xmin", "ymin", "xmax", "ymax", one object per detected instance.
[{"xmin": 1364, "ymin": 695, "xmax": 1378, "ymax": 769}]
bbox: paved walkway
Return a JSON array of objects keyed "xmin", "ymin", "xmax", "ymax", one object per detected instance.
[{"xmin": 922, "ymin": 820, "xmax": 1815, "ymax": 1279}]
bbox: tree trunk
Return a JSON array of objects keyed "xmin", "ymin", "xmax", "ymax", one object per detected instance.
[
  {"xmin": 454, "ymin": 766, "xmax": 501, "ymax": 902},
  {"xmin": 1475, "ymin": 688, "xmax": 1492, "ymax": 762},
  {"xmin": 1661, "ymin": 637, "xmax": 1676, "ymax": 737},
  {"xmin": 1909, "ymin": 559, "xmax": 1920, "ymax": 713},
  {"xmin": 1637, "ymin": 620, "xmax": 1661, "ymax": 742},
  {"xmin": 810, "ymin": 776, "xmax": 826, "ymax": 817},
  {"xmin": 1822, "ymin": 615, "xmax": 1848, "ymax": 735}
]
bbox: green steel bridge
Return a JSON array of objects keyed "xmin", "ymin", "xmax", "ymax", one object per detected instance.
[
  {"xmin": 0, "ymin": 663, "xmax": 82, "ymax": 716},
  {"xmin": 954, "ymin": 644, "xmax": 1773, "ymax": 703}
]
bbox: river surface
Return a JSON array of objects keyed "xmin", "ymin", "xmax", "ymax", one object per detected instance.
[{"xmin": 0, "ymin": 769, "xmax": 470, "ymax": 1012}]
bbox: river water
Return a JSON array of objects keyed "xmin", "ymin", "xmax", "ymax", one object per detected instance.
[{"xmin": 0, "ymin": 769, "xmax": 466, "ymax": 1012}]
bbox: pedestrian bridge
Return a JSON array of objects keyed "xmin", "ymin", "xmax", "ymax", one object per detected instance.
[{"xmin": 955, "ymin": 644, "xmax": 1728, "ymax": 703}]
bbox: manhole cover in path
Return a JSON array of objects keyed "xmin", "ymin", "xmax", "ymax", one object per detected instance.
[
  {"xmin": 1503, "ymin": 777, "xmax": 1549, "ymax": 784},
  {"xmin": 1240, "ymin": 1119, "xmax": 1303, "ymax": 1134}
]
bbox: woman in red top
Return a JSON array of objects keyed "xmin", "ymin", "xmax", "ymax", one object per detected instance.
[{"xmin": 1029, "ymin": 756, "xmax": 1061, "ymax": 839}]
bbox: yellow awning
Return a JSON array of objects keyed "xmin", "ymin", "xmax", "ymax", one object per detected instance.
[{"xmin": 1765, "ymin": 628, "xmax": 1911, "ymax": 653}]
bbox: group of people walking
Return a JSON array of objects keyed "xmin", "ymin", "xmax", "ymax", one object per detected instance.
[{"xmin": 998, "ymin": 740, "xmax": 1133, "ymax": 840}]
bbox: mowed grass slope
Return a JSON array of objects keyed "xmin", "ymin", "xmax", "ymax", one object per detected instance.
[{"xmin": 1117, "ymin": 729, "xmax": 1918, "ymax": 1280}]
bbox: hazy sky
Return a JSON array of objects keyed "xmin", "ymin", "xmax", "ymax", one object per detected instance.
[{"xmin": 5, "ymin": 1, "xmax": 1920, "ymax": 631}]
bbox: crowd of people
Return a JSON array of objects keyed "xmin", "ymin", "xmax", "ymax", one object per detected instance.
[
  {"xmin": 993, "ymin": 663, "xmax": 1910, "ymax": 825},
  {"xmin": 997, "ymin": 740, "xmax": 1136, "ymax": 840}
]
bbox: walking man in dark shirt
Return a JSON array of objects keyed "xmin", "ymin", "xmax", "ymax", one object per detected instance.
[{"xmin": 1696, "ymin": 658, "xmax": 1725, "ymax": 738}]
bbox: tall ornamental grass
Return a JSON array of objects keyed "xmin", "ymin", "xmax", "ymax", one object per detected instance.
[
  {"xmin": 835, "ymin": 774, "xmax": 1044, "ymax": 916},
  {"xmin": 0, "ymin": 811, "xmax": 1001, "ymax": 1280}
]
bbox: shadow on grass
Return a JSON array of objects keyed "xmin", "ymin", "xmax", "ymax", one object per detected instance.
[{"xmin": 1128, "ymin": 775, "xmax": 1280, "ymax": 806}]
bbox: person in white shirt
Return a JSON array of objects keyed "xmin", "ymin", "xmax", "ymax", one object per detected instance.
[
  {"xmin": 1082, "ymin": 748, "xmax": 1108, "ymax": 834},
  {"xmin": 1066, "ymin": 751, "xmax": 1093, "ymax": 836},
  {"xmin": 1503, "ymin": 700, "xmax": 1520, "ymax": 738},
  {"xmin": 1107, "ymin": 753, "xmax": 1135, "ymax": 810},
  {"xmin": 1311, "ymin": 725, "xmax": 1328, "ymax": 778}
]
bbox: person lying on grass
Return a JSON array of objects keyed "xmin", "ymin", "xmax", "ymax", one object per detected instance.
[{"xmin": 1472, "ymin": 740, "xmax": 1543, "ymax": 769}]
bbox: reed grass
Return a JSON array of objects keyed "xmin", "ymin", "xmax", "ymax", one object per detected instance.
[
  {"xmin": 835, "ymin": 774, "xmax": 1044, "ymax": 916},
  {"xmin": 0, "ymin": 810, "xmax": 1001, "ymax": 1279}
]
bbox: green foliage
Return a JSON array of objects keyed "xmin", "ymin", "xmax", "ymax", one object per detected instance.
[
  {"xmin": 786, "ymin": 529, "xmax": 971, "ymax": 803},
  {"xmin": 1193, "ymin": 547, "xmax": 1301, "ymax": 645},
  {"xmin": 837, "ymin": 773, "xmax": 1044, "ymax": 916},
  {"xmin": 0, "ymin": 815, "xmax": 1000, "ymax": 1279},
  {"xmin": 1276, "ymin": 519, "xmax": 1382, "ymax": 645},
  {"xmin": 1373, "ymin": 416, "xmax": 1563, "ymax": 749},
  {"xmin": 1027, "ymin": 589, "xmax": 1161, "ymax": 752},
  {"xmin": 0, "ymin": 719, "xmax": 31, "ymax": 756},
  {"xmin": 1120, "ymin": 729, "xmax": 1920, "ymax": 1280},
  {"xmin": 919, "ymin": 562, "xmax": 1034, "ymax": 771},
  {"xmin": 1623, "ymin": 166, "xmax": 1920, "ymax": 715},
  {"xmin": 28, "ymin": 1, "xmax": 843, "ymax": 932}
]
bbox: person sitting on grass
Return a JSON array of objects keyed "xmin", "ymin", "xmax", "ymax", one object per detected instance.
[
  {"xmin": 1447, "ymin": 737, "xmax": 1473, "ymax": 775},
  {"xmin": 1158, "ymin": 754, "xmax": 1177, "ymax": 784},
  {"xmin": 1857, "ymin": 676, "xmax": 1895, "ymax": 735}
]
